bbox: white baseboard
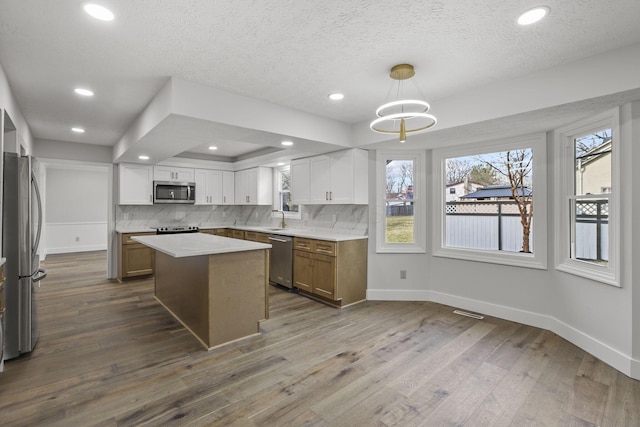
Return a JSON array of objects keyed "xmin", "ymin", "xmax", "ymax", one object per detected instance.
[
  {"xmin": 367, "ymin": 288, "xmax": 637, "ymax": 380},
  {"xmin": 44, "ymin": 245, "xmax": 107, "ymax": 256}
]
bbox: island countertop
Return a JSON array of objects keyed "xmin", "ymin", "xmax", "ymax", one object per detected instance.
[{"xmin": 132, "ymin": 233, "xmax": 271, "ymax": 258}]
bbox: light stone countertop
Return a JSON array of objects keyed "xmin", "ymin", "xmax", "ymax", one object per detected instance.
[
  {"xmin": 117, "ymin": 225, "xmax": 367, "ymax": 242},
  {"xmin": 132, "ymin": 233, "xmax": 271, "ymax": 258}
]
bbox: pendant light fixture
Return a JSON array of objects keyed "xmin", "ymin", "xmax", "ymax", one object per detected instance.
[{"xmin": 370, "ymin": 64, "xmax": 437, "ymax": 143}]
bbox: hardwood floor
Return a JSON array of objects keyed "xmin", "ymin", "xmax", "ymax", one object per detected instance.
[{"xmin": 1, "ymin": 251, "xmax": 639, "ymax": 426}]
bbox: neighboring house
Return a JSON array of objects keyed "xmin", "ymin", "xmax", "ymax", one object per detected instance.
[
  {"xmin": 576, "ymin": 139, "xmax": 612, "ymax": 195},
  {"xmin": 459, "ymin": 185, "xmax": 532, "ymax": 201},
  {"xmin": 446, "ymin": 179, "xmax": 482, "ymax": 202}
]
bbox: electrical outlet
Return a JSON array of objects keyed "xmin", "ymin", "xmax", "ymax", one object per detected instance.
[
  {"xmin": 123, "ymin": 213, "xmax": 129, "ymax": 220},
  {"xmin": 400, "ymin": 270, "xmax": 407, "ymax": 279},
  {"xmin": 75, "ymin": 237, "xmax": 80, "ymax": 242}
]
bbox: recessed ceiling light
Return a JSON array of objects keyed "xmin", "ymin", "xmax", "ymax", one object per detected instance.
[
  {"xmin": 71, "ymin": 127, "xmax": 85, "ymax": 133},
  {"xmin": 208, "ymin": 146, "xmax": 218, "ymax": 150},
  {"xmin": 329, "ymin": 93, "xmax": 344, "ymax": 101},
  {"xmin": 277, "ymin": 162, "xmax": 286, "ymax": 166},
  {"xmin": 281, "ymin": 141, "xmax": 294, "ymax": 146},
  {"xmin": 138, "ymin": 155, "xmax": 149, "ymax": 160},
  {"xmin": 74, "ymin": 88, "xmax": 94, "ymax": 97},
  {"xmin": 84, "ymin": 3, "xmax": 115, "ymax": 21},
  {"xmin": 517, "ymin": 6, "xmax": 549, "ymax": 25}
]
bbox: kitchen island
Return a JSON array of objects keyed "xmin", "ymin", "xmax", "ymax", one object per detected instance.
[{"xmin": 132, "ymin": 233, "xmax": 270, "ymax": 350}]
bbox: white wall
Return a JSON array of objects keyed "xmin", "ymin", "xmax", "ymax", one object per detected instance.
[
  {"xmin": 42, "ymin": 164, "xmax": 109, "ymax": 255},
  {"xmin": 367, "ymin": 103, "xmax": 639, "ymax": 379}
]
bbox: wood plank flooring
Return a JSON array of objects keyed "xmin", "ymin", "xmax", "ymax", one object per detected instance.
[{"xmin": 1, "ymin": 251, "xmax": 639, "ymax": 426}]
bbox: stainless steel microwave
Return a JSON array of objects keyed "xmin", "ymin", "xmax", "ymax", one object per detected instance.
[{"xmin": 153, "ymin": 181, "xmax": 195, "ymax": 204}]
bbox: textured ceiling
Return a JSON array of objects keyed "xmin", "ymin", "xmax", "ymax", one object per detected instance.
[{"xmin": 1, "ymin": 0, "xmax": 640, "ymax": 159}]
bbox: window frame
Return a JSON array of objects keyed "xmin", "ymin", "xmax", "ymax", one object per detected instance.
[
  {"xmin": 376, "ymin": 150, "xmax": 426, "ymax": 253},
  {"xmin": 432, "ymin": 133, "xmax": 548, "ymax": 270},
  {"xmin": 272, "ymin": 165, "xmax": 301, "ymax": 220},
  {"xmin": 554, "ymin": 108, "xmax": 620, "ymax": 286}
]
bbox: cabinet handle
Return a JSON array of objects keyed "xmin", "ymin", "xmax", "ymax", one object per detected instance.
[
  {"xmin": 150, "ymin": 194, "xmax": 152, "ymax": 202},
  {"xmin": 330, "ymin": 191, "xmax": 332, "ymax": 200},
  {"xmin": 223, "ymin": 196, "xmax": 226, "ymax": 203},
  {"xmin": 325, "ymin": 191, "xmax": 329, "ymax": 200}
]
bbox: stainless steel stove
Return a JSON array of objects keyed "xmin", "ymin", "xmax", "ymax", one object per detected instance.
[{"xmin": 154, "ymin": 225, "xmax": 200, "ymax": 235}]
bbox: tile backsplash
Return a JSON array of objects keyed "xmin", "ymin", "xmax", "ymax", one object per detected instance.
[{"xmin": 116, "ymin": 204, "xmax": 368, "ymax": 236}]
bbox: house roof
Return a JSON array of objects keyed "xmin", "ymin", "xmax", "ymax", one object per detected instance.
[{"xmin": 460, "ymin": 185, "xmax": 532, "ymax": 199}]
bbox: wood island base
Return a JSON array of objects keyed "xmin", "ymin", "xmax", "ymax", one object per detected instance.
[{"xmin": 153, "ymin": 249, "xmax": 269, "ymax": 350}]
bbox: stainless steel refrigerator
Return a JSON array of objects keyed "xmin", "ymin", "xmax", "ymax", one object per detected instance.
[{"xmin": 2, "ymin": 152, "xmax": 46, "ymax": 359}]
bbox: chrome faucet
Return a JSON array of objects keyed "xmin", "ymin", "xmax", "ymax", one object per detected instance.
[{"xmin": 273, "ymin": 210, "xmax": 286, "ymax": 229}]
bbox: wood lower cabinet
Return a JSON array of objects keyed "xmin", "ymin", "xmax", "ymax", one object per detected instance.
[
  {"xmin": 293, "ymin": 237, "xmax": 367, "ymax": 308},
  {"xmin": 118, "ymin": 232, "xmax": 155, "ymax": 281},
  {"xmin": 244, "ymin": 231, "xmax": 270, "ymax": 244},
  {"xmin": 200, "ymin": 228, "xmax": 227, "ymax": 236}
]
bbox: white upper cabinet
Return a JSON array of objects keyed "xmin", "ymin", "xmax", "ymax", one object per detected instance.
[
  {"xmin": 222, "ymin": 171, "xmax": 235, "ymax": 205},
  {"xmin": 290, "ymin": 158, "xmax": 310, "ymax": 205},
  {"xmin": 307, "ymin": 149, "xmax": 368, "ymax": 204},
  {"xmin": 194, "ymin": 169, "xmax": 223, "ymax": 205},
  {"xmin": 153, "ymin": 165, "xmax": 194, "ymax": 182},
  {"xmin": 119, "ymin": 163, "xmax": 153, "ymax": 205},
  {"xmin": 235, "ymin": 167, "xmax": 272, "ymax": 205}
]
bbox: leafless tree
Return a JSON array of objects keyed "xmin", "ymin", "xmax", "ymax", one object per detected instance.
[
  {"xmin": 386, "ymin": 160, "xmax": 413, "ymax": 196},
  {"xmin": 476, "ymin": 149, "xmax": 533, "ymax": 253},
  {"xmin": 446, "ymin": 158, "xmax": 472, "ymax": 185},
  {"xmin": 575, "ymin": 130, "xmax": 611, "ymax": 158}
]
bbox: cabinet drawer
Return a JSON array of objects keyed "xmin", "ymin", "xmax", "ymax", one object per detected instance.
[
  {"xmin": 293, "ymin": 237, "xmax": 313, "ymax": 252},
  {"xmin": 122, "ymin": 232, "xmax": 154, "ymax": 244},
  {"xmin": 293, "ymin": 237, "xmax": 336, "ymax": 256},
  {"xmin": 244, "ymin": 231, "xmax": 258, "ymax": 241},
  {"xmin": 255, "ymin": 233, "xmax": 271, "ymax": 244},
  {"xmin": 314, "ymin": 241, "xmax": 336, "ymax": 256},
  {"xmin": 229, "ymin": 230, "xmax": 245, "ymax": 239}
]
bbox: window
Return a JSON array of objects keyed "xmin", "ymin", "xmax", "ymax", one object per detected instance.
[
  {"xmin": 555, "ymin": 109, "xmax": 619, "ymax": 286},
  {"xmin": 433, "ymin": 133, "xmax": 547, "ymax": 269},
  {"xmin": 273, "ymin": 165, "xmax": 301, "ymax": 219},
  {"xmin": 376, "ymin": 150, "xmax": 425, "ymax": 253},
  {"xmin": 449, "ymin": 187, "xmax": 456, "ymax": 194}
]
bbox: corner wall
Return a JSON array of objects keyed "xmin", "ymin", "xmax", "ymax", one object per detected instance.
[{"xmin": 366, "ymin": 104, "xmax": 637, "ymax": 379}]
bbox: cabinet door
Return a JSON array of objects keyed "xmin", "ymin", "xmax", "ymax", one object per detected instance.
[
  {"xmin": 174, "ymin": 167, "xmax": 194, "ymax": 182},
  {"xmin": 122, "ymin": 244, "xmax": 154, "ymax": 277},
  {"xmin": 247, "ymin": 168, "xmax": 258, "ymax": 204},
  {"xmin": 293, "ymin": 250, "xmax": 314, "ymax": 292},
  {"xmin": 290, "ymin": 158, "xmax": 310, "ymax": 204},
  {"xmin": 328, "ymin": 150, "xmax": 355, "ymax": 204},
  {"xmin": 154, "ymin": 166, "xmax": 194, "ymax": 182},
  {"xmin": 313, "ymin": 253, "xmax": 336, "ymax": 299},
  {"xmin": 235, "ymin": 170, "xmax": 248, "ymax": 205},
  {"xmin": 119, "ymin": 164, "xmax": 152, "ymax": 205},
  {"xmin": 153, "ymin": 166, "xmax": 174, "ymax": 182},
  {"xmin": 254, "ymin": 167, "xmax": 273, "ymax": 205},
  {"xmin": 222, "ymin": 171, "xmax": 235, "ymax": 205},
  {"xmin": 207, "ymin": 170, "xmax": 223, "ymax": 204},
  {"xmin": 194, "ymin": 169, "xmax": 209, "ymax": 205},
  {"xmin": 309, "ymin": 156, "xmax": 331, "ymax": 204}
]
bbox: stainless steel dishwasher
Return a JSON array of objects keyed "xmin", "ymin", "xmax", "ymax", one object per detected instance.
[{"xmin": 269, "ymin": 235, "xmax": 293, "ymax": 289}]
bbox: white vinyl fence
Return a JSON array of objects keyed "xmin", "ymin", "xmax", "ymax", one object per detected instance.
[{"xmin": 445, "ymin": 200, "xmax": 608, "ymax": 260}]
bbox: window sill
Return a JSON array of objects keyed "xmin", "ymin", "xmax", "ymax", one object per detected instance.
[
  {"xmin": 433, "ymin": 246, "xmax": 547, "ymax": 270},
  {"xmin": 376, "ymin": 244, "xmax": 426, "ymax": 254},
  {"xmin": 556, "ymin": 260, "xmax": 619, "ymax": 287}
]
